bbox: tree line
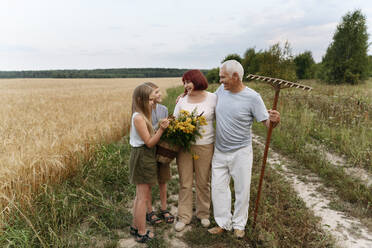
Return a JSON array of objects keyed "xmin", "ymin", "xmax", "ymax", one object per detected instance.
[
  {"xmin": 0, "ymin": 68, "xmax": 208, "ymax": 79},
  {"xmin": 207, "ymin": 9, "xmax": 371, "ymax": 85}
]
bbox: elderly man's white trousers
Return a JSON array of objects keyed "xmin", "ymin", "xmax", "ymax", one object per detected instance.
[{"xmin": 211, "ymin": 145, "xmax": 253, "ymax": 231}]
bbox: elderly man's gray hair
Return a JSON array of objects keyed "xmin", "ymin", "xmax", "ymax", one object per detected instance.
[{"xmin": 220, "ymin": 60, "xmax": 244, "ymax": 81}]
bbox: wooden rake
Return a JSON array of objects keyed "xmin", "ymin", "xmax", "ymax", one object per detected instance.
[{"xmin": 246, "ymin": 74, "xmax": 312, "ymax": 228}]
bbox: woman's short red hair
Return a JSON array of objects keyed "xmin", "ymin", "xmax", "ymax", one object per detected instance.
[{"xmin": 182, "ymin": 70, "xmax": 208, "ymax": 91}]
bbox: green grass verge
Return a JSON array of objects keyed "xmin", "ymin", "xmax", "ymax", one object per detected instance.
[{"xmin": 255, "ymin": 79, "xmax": 371, "ymax": 171}]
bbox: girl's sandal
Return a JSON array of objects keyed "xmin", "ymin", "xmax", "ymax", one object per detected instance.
[
  {"xmin": 129, "ymin": 226, "xmax": 138, "ymax": 236},
  {"xmin": 159, "ymin": 209, "xmax": 175, "ymax": 224},
  {"xmin": 146, "ymin": 211, "xmax": 162, "ymax": 225},
  {"xmin": 136, "ymin": 230, "xmax": 153, "ymax": 243}
]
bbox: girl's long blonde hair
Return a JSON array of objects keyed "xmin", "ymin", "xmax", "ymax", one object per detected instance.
[
  {"xmin": 131, "ymin": 83, "xmax": 154, "ymax": 135},
  {"xmin": 143, "ymin": 81, "xmax": 159, "ymax": 89}
]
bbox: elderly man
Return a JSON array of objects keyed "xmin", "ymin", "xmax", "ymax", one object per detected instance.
[{"xmin": 208, "ymin": 60, "xmax": 280, "ymax": 238}]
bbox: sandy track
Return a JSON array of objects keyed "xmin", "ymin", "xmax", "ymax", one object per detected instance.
[{"xmin": 252, "ymin": 134, "xmax": 372, "ymax": 248}]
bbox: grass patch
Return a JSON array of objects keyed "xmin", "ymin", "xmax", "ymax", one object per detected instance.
[{"xmin": 252, "ymin": 79, "xmax": 371, "ymax": 171}]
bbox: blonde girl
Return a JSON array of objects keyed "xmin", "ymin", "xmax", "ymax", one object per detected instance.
[{"xmin": 129, "ymin": 83, "xmax": 169, "ymax": 243}]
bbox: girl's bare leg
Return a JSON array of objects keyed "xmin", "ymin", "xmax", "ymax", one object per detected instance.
[
  {"xmin": 146, "ymin": 186, "xmax": 153, "ymax": 213},
  {"xmin": 134, "ymin": 184, "xmax": 153, "ymax": 236},
  {"xmin": 159, "ymin": 183, "xmax": 167, "ymax": 210}
]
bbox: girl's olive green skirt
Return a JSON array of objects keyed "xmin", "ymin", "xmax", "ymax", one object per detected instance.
[{"xmin": 129, "ymin": 145, "xmax": 157, "ymax": 185}]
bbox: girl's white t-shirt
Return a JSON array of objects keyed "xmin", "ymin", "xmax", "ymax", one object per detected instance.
[
  {"xmin": 129, "ymin": 112, "xmax": 145, "ymax": 147},
  {"xmin": 173, "ymin": 92, "xmax": 217, "ymax": 145}
]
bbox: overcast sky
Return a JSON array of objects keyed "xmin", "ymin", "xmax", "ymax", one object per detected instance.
[{"xmin": 1, "ymin": 0, "xmax": 372, "ymax": 70}]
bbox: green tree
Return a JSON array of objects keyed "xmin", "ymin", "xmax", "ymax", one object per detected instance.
[
  {"xmin": 321, "ymin": 9, "xmax": 369, "ymax": 84},
  {"xmin": 368, "ymin": 55, "xmax": 372, "ymax": 76},
  {"xmin": 294, "ymin": 51, "xmax": 315, "ymax": 79},
  {"xmin": 221, "ymin": 53, "xmax": 243, "ymax": 64},
  {"xmin": 206, "ymin": 68, "xmax": 220, "ymax": 83},
  {"xmin": 258, "ymin": 41, "xmax": 297, "ymax": 81},
  {"xmin": 242, "ymin": 48, "xmax": 262, "ymax": 79}
]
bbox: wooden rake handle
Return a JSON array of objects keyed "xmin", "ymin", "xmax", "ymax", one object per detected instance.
[{"xmin": 252, "ymin": 88, "xmax": 280, "ymax": 228}]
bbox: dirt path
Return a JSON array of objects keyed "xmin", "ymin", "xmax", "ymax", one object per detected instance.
[{"xmin": 252, "ymin": 134, "xmax": 372, "ymax": 248}]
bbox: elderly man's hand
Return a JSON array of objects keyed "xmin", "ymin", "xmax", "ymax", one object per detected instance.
[
  {"xmin": 263, "ymin": 110, "xmax": 280, "ymax": 128},
  {"xmin": 268, "ymin": 110, "xmax": 280, "ymax": 124}
]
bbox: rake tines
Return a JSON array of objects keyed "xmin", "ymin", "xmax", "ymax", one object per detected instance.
[{"xmin": 247, "ymin": 74, "xmax": 312, "ymax": 91}]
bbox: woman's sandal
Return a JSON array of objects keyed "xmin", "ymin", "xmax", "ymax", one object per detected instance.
[
  {"xmin": 159, "ymin": 209, "xmax": 175, "ymax": 224},
  {"xmin": 136, "ymin": 230, "xmax": 153, "ymax": 243},
  {"xmin": 146, "ymin": 211, "xmax": 162, "ymax": 225},
  {"xmin": 129, "ymin": 226, "xmax": 138, "ymax": 236}
]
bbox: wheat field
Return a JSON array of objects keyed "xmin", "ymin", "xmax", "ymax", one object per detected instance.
[{"xmin": 0, "ymin": 78, "xmax": 181, "ymax": 212}]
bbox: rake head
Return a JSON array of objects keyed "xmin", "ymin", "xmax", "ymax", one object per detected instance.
[{"xmin": 247, "ymin": 74, "xmax": 312, "ymax": 91}]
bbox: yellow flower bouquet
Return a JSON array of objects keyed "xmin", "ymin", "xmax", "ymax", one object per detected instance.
[{"xmin": 156, "ymin": 108, "xmax": 207, "ymax": 163}]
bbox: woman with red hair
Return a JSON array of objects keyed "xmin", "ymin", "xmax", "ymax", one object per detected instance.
[{"xmin": 173, "ymin": 70, "xmax": 217, "ymax": 231}]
